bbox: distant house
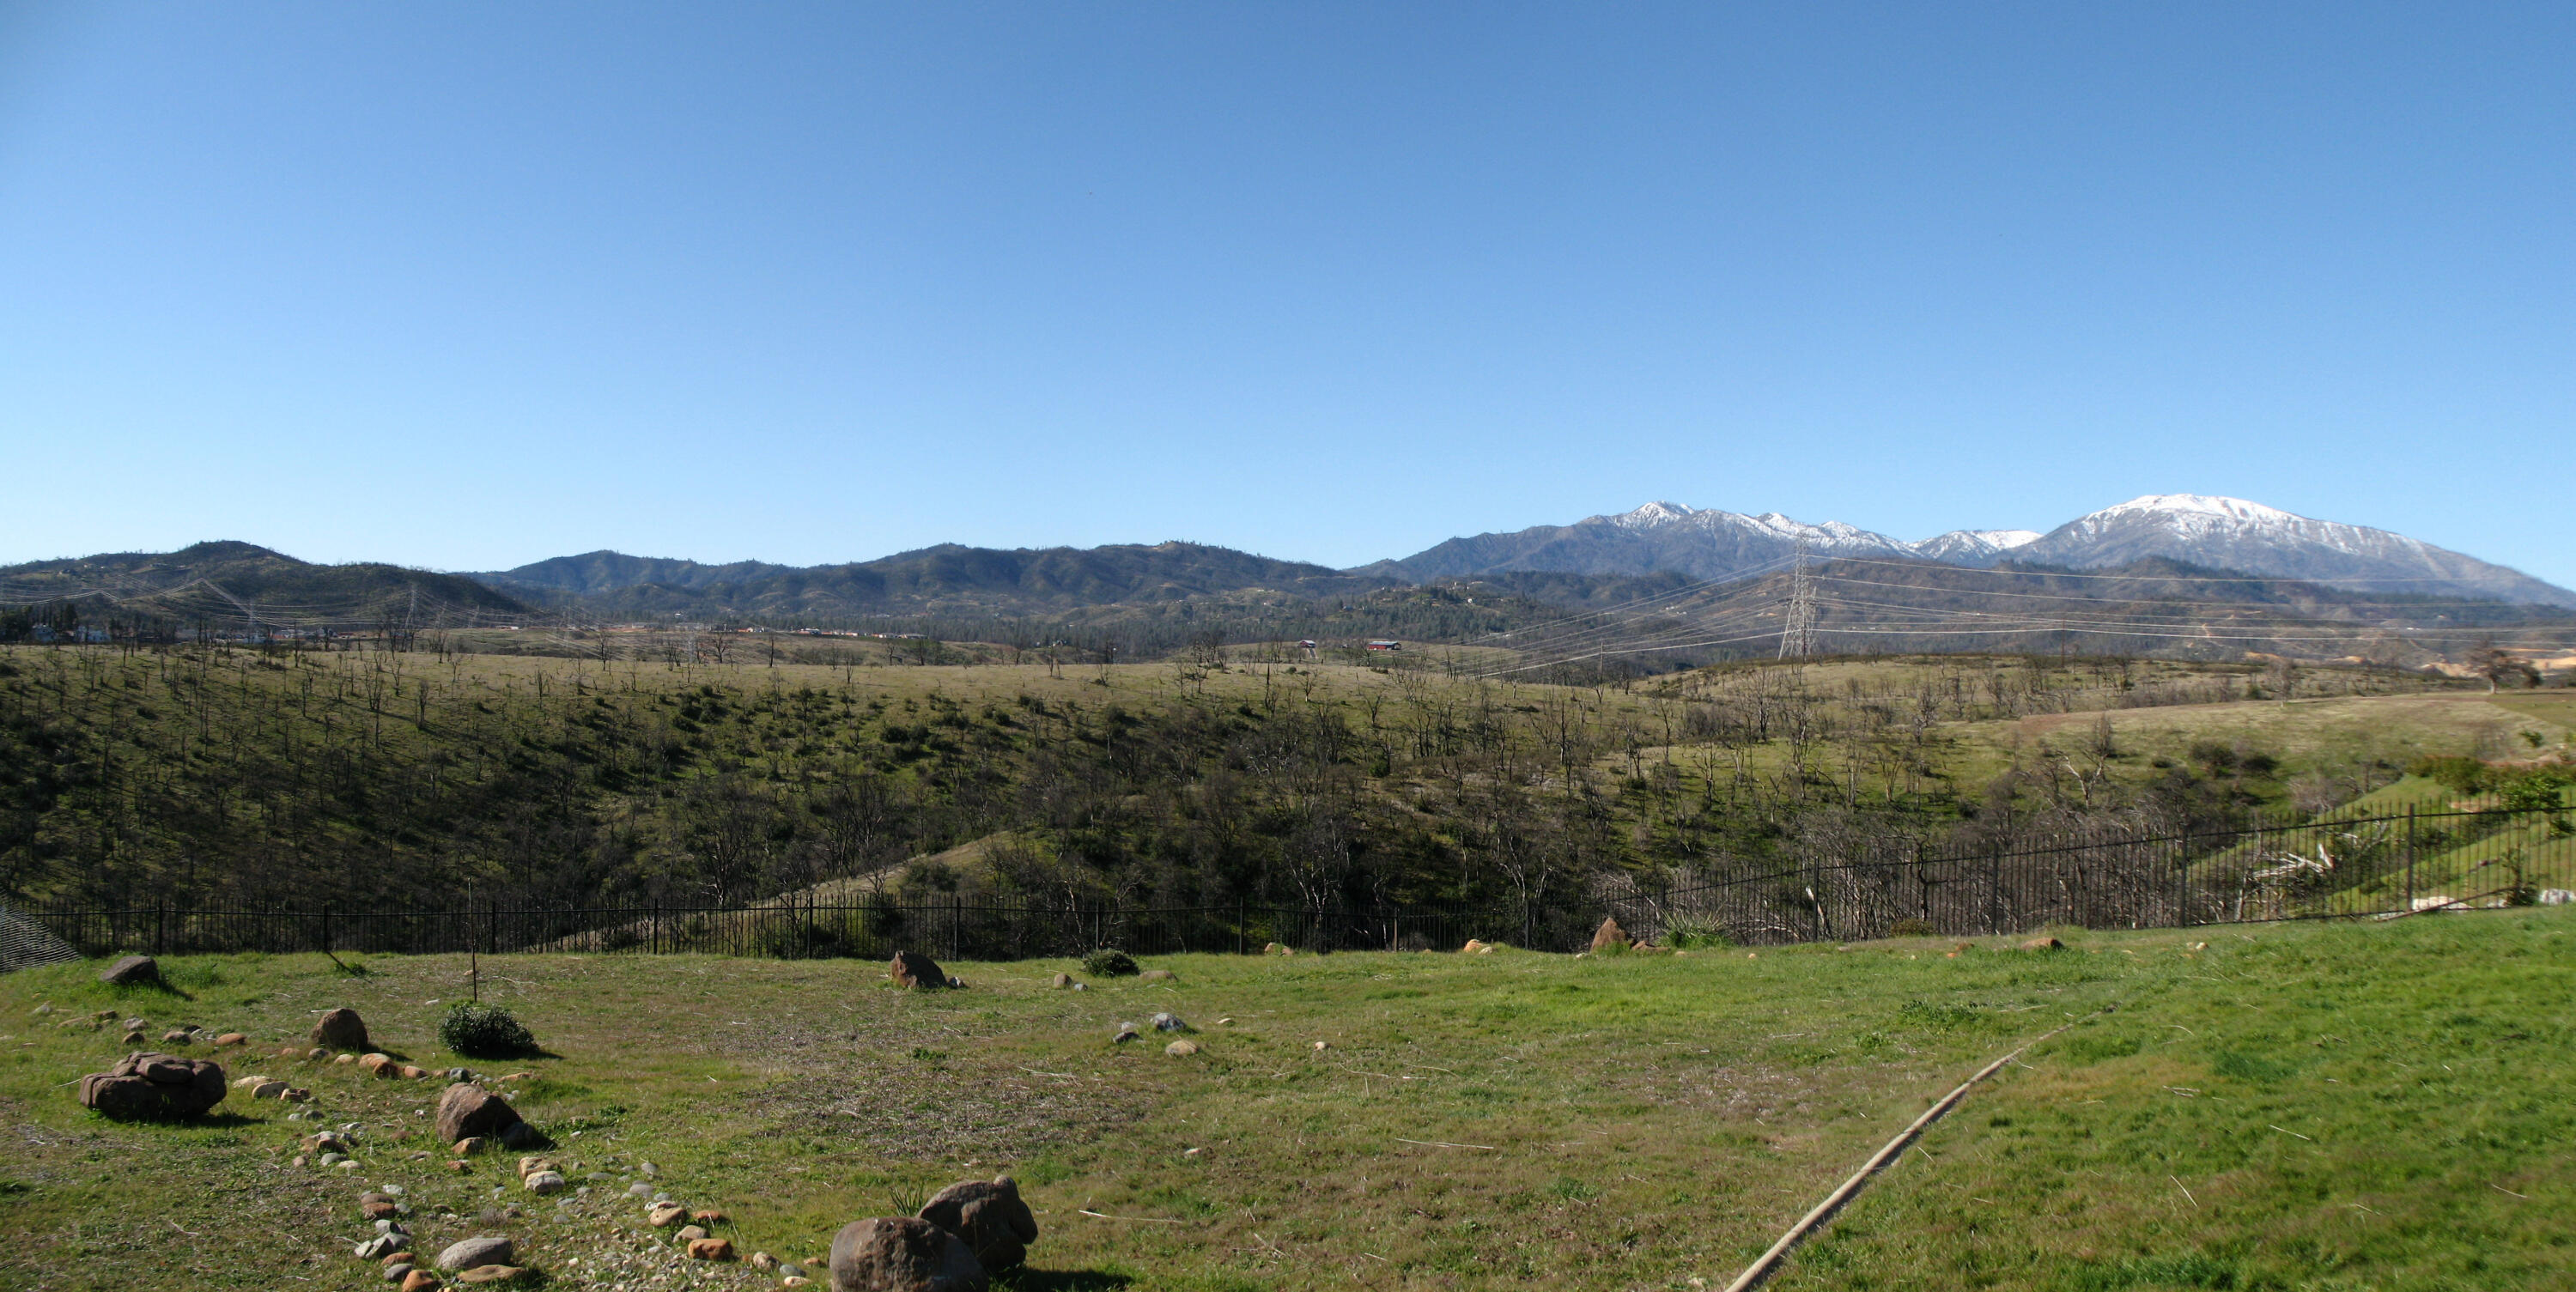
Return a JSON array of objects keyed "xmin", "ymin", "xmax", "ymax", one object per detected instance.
[{"xmin": 1366, "ymin": 640, "xmax": 1402, "ymax": 652}]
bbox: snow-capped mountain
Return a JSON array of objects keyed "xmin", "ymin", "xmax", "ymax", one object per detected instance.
[
  {"xmin": 2013, "ymin": 494, "xmax": 2573, "ymax": 604},
  {"xmin": 1382, "ymin": 495, "xmax": 2576, "ymax": 607},
  {"xmin": 1384, "ymin": 501, "xmax": 1915, "ymax": 582},
  {"xmin": 1911, "ymin": 528, "xmax": 2044, "ymax": 563}
]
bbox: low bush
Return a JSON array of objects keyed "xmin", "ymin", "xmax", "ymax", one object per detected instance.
[
  {"xmin": 1886, "ymin": 918, "xmax": 1938, "ymax": 938},
  {"xmin": 1665, "ymin": 917, "xmax": 1732, "ymax": 949},
  {"xmin": 1080, "ymin": 949, "xmax": 1139, "ymax": 978},
  {"xmin": 440, "ymin": 1003, "xmax": 538, "ymax": 1058}
]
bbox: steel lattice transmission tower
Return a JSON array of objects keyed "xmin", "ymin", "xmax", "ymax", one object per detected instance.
[{"xmin": 1777, "ymin": 543, "xmax": 1818, "ymax": 660}]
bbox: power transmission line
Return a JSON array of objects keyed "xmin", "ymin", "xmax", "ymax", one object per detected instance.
[{"xmin": 1777, "ymin": 543, "xmax": 1817, "ymax": 660}]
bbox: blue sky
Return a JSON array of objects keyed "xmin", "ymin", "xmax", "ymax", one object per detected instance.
[{"xmin": 3, "ymin": 3, "xmax": 2570, "ymax": 583}]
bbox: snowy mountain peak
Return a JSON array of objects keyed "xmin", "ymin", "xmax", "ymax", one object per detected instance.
[
  {"xmin": 1912, "ymin": 528, "xmax": 2044, "ymax": 561},
  {"xmin": 2092, "ymin": 494, "xmax": 2301, "ymax": 526},
  {"xmin": 1610, "ymin": 500, "xmax": 1698, "ymax": 528},
  {"xmin": 1386, "ymin": 494, "xmax": 2575, "ymax": 607}
]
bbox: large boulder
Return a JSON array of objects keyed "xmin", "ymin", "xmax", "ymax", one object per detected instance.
[
  {"xmin": 916, "ymin": 1176, "xmax": 1038, "ymax": 1273},
  {"xmin": 889, "ymin": 950, "xmax": 951, "ymax": 991},
  {"xmin": 312, "ymin": 1008, "xmax": 370, "ymax": 1051},
  {"xmin": 99, "ymin": 955, "xmax": 161, "ymax": 986},
  {"xmin": 1589, "ymin": 917, "xmax": 1630, "ymax": 953},
  {"xmin": 829, "ymin": 1216, "xmax": 984, "ymax": 1292},
  {"xmin": 434, "ymin": 1083, "xmax": 525, "ymax": 1147},
  {"xmin": 437, "ymin": 1236, "xmax": 514, "ymax": 1271},
  {"xmin": 78, "ymin": 1052, "xmax": 225, "ymax": 1119}
]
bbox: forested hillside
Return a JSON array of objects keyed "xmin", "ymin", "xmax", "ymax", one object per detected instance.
[{"xmin": 3, "ymin": 640, "xmax": 2523, "ymax": 920}]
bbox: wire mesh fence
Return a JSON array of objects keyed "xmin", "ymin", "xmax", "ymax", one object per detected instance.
[
  {"xmin": 14, "ymin": 807, "xmax": 2573, "ymax": 967},
  {"xmin": 1, "ymin": 901, "xmax": 82, "ymax": 973}
]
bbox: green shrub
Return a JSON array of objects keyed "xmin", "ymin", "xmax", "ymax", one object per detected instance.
[
  {"xmin": 440, "ymin": 1003, "xmax": 538, "ymax": 1058},
  {"xmin": 1665, "ymin": 917, "xmax": 1731, "ymax": 949},
  {"xmin": 2411, "ymin": 755, "xmax": 2498, "ymax": 794},
  {"xmin": 1886, "ymin": 918, "xmax": 1937, "ymax": 938},
  {"xmin": 1080, "ymin": 949, "xmax": 1139, "ymax": 978}
]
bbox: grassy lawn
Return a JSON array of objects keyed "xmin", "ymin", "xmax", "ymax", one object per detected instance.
[{"xmin": 4, "ymin": 911, "xmax": 2573, "ymax": 1290}]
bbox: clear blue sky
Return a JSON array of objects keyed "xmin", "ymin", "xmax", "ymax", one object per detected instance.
[{"xmin": 3, "ymin": 3, "xmax": 2570, "ymax": 582}]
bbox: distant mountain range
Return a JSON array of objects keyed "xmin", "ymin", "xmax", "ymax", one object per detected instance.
[
  {"xmin": 1378, "ymin": 494, "xmax": 2576, "ymax": 608},
  {"xmin": 0, "ymin": 540, "xmax": 525, "ymax": 630},
  {"xmin": 473, "ymin": 542, "xmax": 1388, "ymax": 618},
  {"xmin": 8, "ymin": 496, "xmax": 2568, "ymax": 651}
]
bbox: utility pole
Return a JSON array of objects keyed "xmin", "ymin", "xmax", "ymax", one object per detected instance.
[{"xmin": 1777, "ymin": 543, "xmax": 1817, "ymax": 661}]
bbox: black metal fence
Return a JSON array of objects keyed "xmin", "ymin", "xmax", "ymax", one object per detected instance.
[{"xmin": 18, "ymin": 807, "xmax": 2574, "ymax": 965}]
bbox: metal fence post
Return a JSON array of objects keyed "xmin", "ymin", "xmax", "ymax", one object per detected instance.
[{"xmin": 2403, "ymin": 806, "xmax": 2416, "ymax": 913}]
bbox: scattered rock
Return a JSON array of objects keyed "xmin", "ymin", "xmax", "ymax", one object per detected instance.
[
  {"xmin": 453, "ymin": 1266, "xmax": 526, "ymax": 1285},
  {"xmin": 436, "ymin": 1236, "xmax": 513, "ymax": 1271},
  {"xmin": 313, "ymin": 1008, "xmax": 371, "ymax": 1051},
  {"xmin": 77, "ymin": 1052, "xmax": 227, "ymax": 1119},
  {"xmin": 121, "ymin": 1029, "xmax": 147, "ymax": 1045},
  {"xmin": 781, "ymin": 1279, "xmax": 811, "ymax": 1289},
  {"xmin": 2539, "ymin": 889, "xmax": 2575, "ymax": 906},
  {"xmin": 357, "ymin": 1234, "xmax": 405, "ymax": 1260},
  {"xmin": 1590, "ymin": 917, "xmax": 1630, "ymax": 953},
  {"xmin": 496, "ymin": 1121, "xmax": 538, "ymax": 1149},
  {"xmin": 918, "ymin": 1174, "xmax": 1038, "ymax": 1273},
  {"xmin": 688, "ymin": 1237, "xmax": 735, "ymax": 1261},
  {"xmin": 399, "ymin": 1065, "xmax": 430, "ymax": 1080},
  {"xmin": 453, "ymin": 1137, "xmax": 485, "ymax": 1157},
  {"xmin": 252, "ymin": 1080, "xmax": 290, "ymax": 1099},
  {"xmin": 99, "ymin": 955, "xmax": 161, "ymax": 986},
  {"xmin": 889, "ymin": 949, "xmax": 951, "ymax": 991},
  {"xmin": 1049, "ymin": 973, "xmax": 1075, "ymax": 989},
  {"xmin": 1263, "ymin": 942, "xmax": 1293, "ymax": 956},
  {"xmin": 212, "ymin": 1033, "xmax": 247, "ymax": 1047},
  {"xmin": 1462, "ymin": 939, "xmax": 1493, "ymax": 954},
  {"xmin": 522, "ymin": 1170, "xmax": 566, "ymax": 1194},
  {"xmin": 750, "ymin": 1252, "xmax": 779, "ymax": 1271},
  {"xmin": 694, "ymin": 1209, "xmax": 727, "ymax": 1223},
  {"xmin": 1138, "ymin": 968, "xmax": 1177, "ymax": 983},
  {"xmin": 161, "ymin": 1028, "xmax": 197, "ymax": 1044},
  {"xmin": 361, "ymin": 1193, "xmax": 403, "ymax": 1220},
  {"xmin": 1150, "ymin": 1012, "xmax": 1189, "ymax": 1033},
  {"xmin": 446, "ymin": 1161, "xmax": 470, "ymax": 1174},
  {"xmin": 1071, "ymin": 982, "xmax": 1085, "ymax": 992},
  {"xmin": 434, "ymin": 1084, "xmax": 525, "ymax": 1147},
  {"xmin": 648, "ymin": 1203, "xmax": 690, "ymax": 1228},
  {"xmin": 1112, "ymin": 1024, "xmax": 1140, "ymax": 1044},
  {"xmin": 677, "ymin": 1225, "xmax": 708, "ymax": 1243},
  {"xmin": 830, "ymin": 1216, "xmax": 986, "ymax": 1292},
  {"xmin": 382, "ymin": 1263, "xmax": 416, "ymax": 1283},
  {"xmin": 2020, "ymin": 937, "xmax": 2065, "ymax": 951},
  {"xmin": 401, "ymin": 1271, "xmax": 440, "ymax": 1292},
  {"xmin": 1164, "ymin": 1040, "xmax": 1200, "ymax": 1057}
]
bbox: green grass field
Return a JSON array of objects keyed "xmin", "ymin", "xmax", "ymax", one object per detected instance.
[{"xmin": 5, "ymin": 908, "xmax": 2573, "ymax": 1291}]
